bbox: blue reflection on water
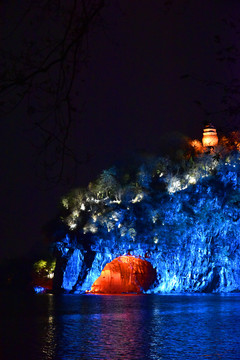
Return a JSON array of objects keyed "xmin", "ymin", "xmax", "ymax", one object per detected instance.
[{"xmin": 0, "ymin": 293, "xmax": 240, "ymax": 359}]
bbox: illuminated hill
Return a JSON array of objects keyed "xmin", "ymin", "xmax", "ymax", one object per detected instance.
[{"xmin": 51, "ymin": 131, "xmax": 240, "ymax": 293}]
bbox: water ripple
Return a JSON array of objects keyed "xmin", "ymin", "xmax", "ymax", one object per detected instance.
[{"xmin": 0, "ymin": 294, "xmax": 240, "ymax": 360}]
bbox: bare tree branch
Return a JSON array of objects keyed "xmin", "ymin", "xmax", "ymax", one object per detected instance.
[{"xmin": 0, "ymin": 0, "xmax": 106, "ymax": 184}]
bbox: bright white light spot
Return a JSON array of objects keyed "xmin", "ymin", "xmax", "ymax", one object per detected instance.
[
  {"xmin": 131, "ymin": 193, "xmax": 144, "ymax": 203},
  {"xmin": 47, "ymin": 273, "xmax": 54, "ymax": 279},
  {"xmin": 188, "ymin": 175, "xmax": 196, "ymax": 185},
  {"xmin": 154, "ymin": 236, "xmax": 159, "ymax": 244},
  {"xmin": 81, "ymin": 203, "xmax": 85, "ymax": 211},
  {"xmin": 152, "ymin": 215, "xmax": 158, "ymax": 223},
  {"xmin": 168, "ymin": 177, "xmax": 182, "ymax": 193},
  {"xmin": 110, "ymin": 199, "xmax": 122, "ymax": 204},
  {"xmin": 69, "ymin": 222, "xmax": 77, "ymax": 230},
  {"xmin": 90, "ymin": 224, "xmax": 98, "ymax": 233}
]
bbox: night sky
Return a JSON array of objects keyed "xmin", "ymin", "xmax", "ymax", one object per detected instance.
[{"xmin": 1, "ymin": 0, "xmax": 239, "ymax": 258}]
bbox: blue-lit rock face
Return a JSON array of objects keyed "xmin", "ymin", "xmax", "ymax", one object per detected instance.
[
  {"xmin": 53, "ymin": 147, "xmax": 240, "ymax": 293},
  {"xmin": 62, "ymin": 249, "xmax": 83, "ymax": 291}
]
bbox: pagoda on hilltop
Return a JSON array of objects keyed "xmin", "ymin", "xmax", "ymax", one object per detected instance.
[{"xmin": 202, "ymin": 123, "xmax": 218, "ymax": 148}]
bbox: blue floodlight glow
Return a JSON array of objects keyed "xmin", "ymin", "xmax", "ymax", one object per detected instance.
[{"xmin": 34, "ymin": 286, "xmax": 46, "ymax": 294}]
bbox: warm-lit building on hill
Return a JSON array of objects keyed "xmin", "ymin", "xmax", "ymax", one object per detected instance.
[{"xmin": 202, "ymin": 123, "xmax": 218, "ymax": 148}]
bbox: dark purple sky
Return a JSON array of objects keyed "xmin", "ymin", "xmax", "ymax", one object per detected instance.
[{"xmin": 0, "ymin": 0, "xmax": 239, "ymax": 258}]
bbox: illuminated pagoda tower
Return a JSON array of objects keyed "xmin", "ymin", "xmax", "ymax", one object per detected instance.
[{"xmin": 202, "ymin": 123, "xmax": 218, "ymax": 148}]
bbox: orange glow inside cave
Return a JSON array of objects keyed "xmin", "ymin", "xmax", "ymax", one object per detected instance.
[{"xmin": 90, "ymin": 256, "xmax": 156, "ymax": 294}]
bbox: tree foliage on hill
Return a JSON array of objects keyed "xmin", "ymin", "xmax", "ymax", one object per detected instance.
[{"xmin": 54, "ymin": 132, "xmax": 240, "ymax": 261}]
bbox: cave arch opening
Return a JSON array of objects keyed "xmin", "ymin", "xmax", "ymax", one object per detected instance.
[{"xmin": 90, "ymin": 255, "xmax": 157, "ymax": 294}]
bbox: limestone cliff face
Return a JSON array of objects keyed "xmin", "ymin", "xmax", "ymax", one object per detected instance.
[
  {"xmin": 58, "ymin": 241, "xmax": 240, "ymax": 294},
  {"xmin": 90, "ymin": 256, "xmax": 156, "ymax": 294},
  {"xmin": 54, "ymin": 151, "xmax": 240, "ymax": 294}
]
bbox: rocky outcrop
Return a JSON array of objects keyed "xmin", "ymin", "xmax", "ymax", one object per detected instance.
[
  {"xmin": 58, "ymin": 242, "xmax": 240, "ymax": 294},
  {"xmin": 53, "ymin": 150, "xmax": 240, "ymax": 294}
]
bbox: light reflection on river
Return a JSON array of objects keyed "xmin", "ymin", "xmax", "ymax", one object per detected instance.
[{"xmin": 0, "ymin": 293, "xmax": 240, "ymax": 359}]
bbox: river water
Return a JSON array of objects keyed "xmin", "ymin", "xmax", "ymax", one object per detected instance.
[{"xmin": 0, "ymin": 293, "xmax": 239, "ymax": 360}]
